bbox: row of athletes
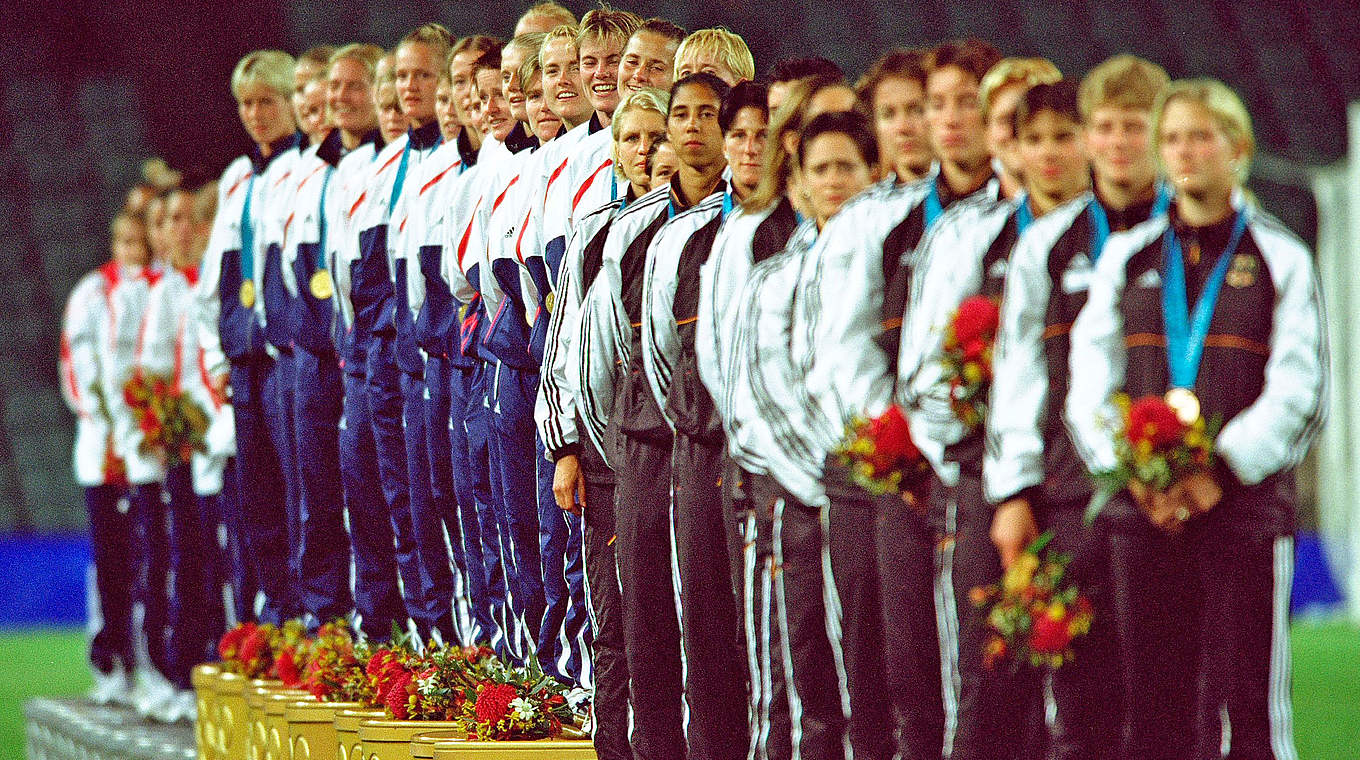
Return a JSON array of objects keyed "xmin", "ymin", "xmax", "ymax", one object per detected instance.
[{"xmin": 63, "ymin": 3, "xmax": 1326, "ymax": 759}]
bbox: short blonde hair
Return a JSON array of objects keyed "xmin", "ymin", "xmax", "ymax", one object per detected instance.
[
  {"xmin": 578, "ymin": 7, "xmax": 642, "ymax": 49},
  {"xmin": 1078, "ymin": 54, "xmax": 1170, "ymax": 119},
  {"xmin": 676, "ymin": 28, "xmax": 755, "ymax": 83},
  {"xmin": 400, "ymin": 23, "xmax": 453, "ymax": 63},
  {"xmin": 979, "ymin": 57, "xmax": 1061, "ymax": 119},
  {"xmin": 1153, "ymin": 78, "xmax": 1256, "ymax": 183},
  {"xmin": 611, "ymin": 88, "xmax": 671, "ymax": 180},
  {"xmin": 518, "ymin": 2, "xmax": 578, "ymax": 33},
  {"xmin": 328, "ymin": 43, "xmax": 384, "ymax": 82},
  {"xmin": 538, "ymin": 25, "xmax": 578, "ymax": 67},
  {"xmin": 231, "ymin": 50, "xmax": 295, "ymax": 99}
]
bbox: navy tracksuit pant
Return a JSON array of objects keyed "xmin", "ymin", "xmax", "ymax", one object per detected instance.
[
  {"xmin": 489, "ymin": 361, "xmax": 545, "ymax": 657},
  {"xmin": 465, "ymin": 362, "xmax": 515, "ymax": 656},
  {"xmin": 338, "ymin": 367, "xmax": 405, "ymax": 640},
  {"xmin": 86, "ymin": 484, "xmax": 135, "ymax": 675},
  {"xmin": 423, "ymin": 355, "xmax": 472, "ymax": 641},
  {"xmin": 264, "ymin": 350, "xmax": 303, "ymax": 600},
  {"xmin": 228, "ymin": 359, "xmax": 294, "ymax": 623},
  {"xmin": 363, "ymin": 336, "xmax": 428, "ymax": 634},
  {"xmin": 537, "ymin": 433, "xmax": 589, "ymax": 685},
  {"xmin": 291, "ymin": 347, "xmax": 353, "ymax": 625},
  {"xmin": 401, "ymin": 367, "xmax": 457, "ymax": 640},
  {"xmin": 161, "ymin": 464, "xmax": 225, "ymax": 688},
  {"xmin": 448, "ymin": 362, "xmax": 504, "ymax": 648}
]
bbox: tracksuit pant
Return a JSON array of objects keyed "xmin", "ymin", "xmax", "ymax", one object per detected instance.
[
  {"xmin": 577, "ymin": 432, "xmax": 630, "ymax": 760},
  {"xmin": 130, "ymin": 479, "xmax": 171, "ymax": 681},
  {"xmin": 339, "ymin": 368, "xmax": 405, "ymax": 640},
  {"xmin": 401, "ymin": 367, "xmax": 457, "ymax": 641},
  {"xmin": 738, "ymin": 470, "xmax": 792, "ymax": 760},
  {"xmin": 939, "ymin": 468, "xmax": 1045, "ymax": 760},
  {"xmin": 291, "ymin": 347, "xmax": 353, "ymax": 626},
  {"xmin": 363, "ymin": 336, "xmax": 427, "ymax": 634},
  {"xmin": 217, "ymin": 461, "xmax": 257, "ymax": 626},
  {"xmin": 748, "ymin": 472, "xmax": 845, "ymax": 760},
  {"xmin": 490, "ymin": 362, "xmax": 546, "ymax": 656},
  {"xmin": 538, "ymin": 433, "xmax": 590, "ymax": 686},
  {"xmin": 449, "ymin": 362, "xmax": 504, "ymax": 648},
  {"xmin": 162, "ymin": 464, "xmax": 224, "ymax": 689},
  {"xmin": 466, "ymin": 362, "xmax": 515, "ymax": 656},
  {"xmin": 228, "ymin": 359, "xmax": 293, "ymax": 623},
  {"xmin": 615, "ymin": 430, "xmax": 685, "ymax": 760},
  {"xmin": 1105, "ymin": 490, "xmax": 1299, "ymax": 760},
  {"xmin": 264, "ymin": 350, "xmax": 302, "ymax": 599},
  {"xmin": 672, "ymin": 433, "xmax": 749, "ymax": 760},
  {"xmin": 424, "ymin": 355, "xmax": 471, "ymax": 642},
  {"xmin": 86, "ymin": 484, "xmax": 135, "ymax": 675}
]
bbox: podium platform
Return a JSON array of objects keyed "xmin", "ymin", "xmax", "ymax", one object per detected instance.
[{"xmin": 24, "ymin": 698, "xmax": 195, "ymax": 760}]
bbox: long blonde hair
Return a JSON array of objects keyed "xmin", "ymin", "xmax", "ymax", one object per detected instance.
[{"xmin": 1152, "ymin": 78, "xmax": 1255, "ymax": 184}]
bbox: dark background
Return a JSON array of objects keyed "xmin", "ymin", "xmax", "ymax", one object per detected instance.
[{"xmin": 2, "ymin": 0, "xmax": 1356, "ymax": 531}]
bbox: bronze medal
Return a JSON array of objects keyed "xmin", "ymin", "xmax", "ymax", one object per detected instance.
[
  {"xmin": 239, "ymin": 279, "xmax": 256, "ymax": 308},
  {"xmin": 310, "ymin": 269, "xmax": 334, "ymax": 300},
  {"xmin": 1165, "ymin": 387, "xmax": 1201, "ymax": 426}
]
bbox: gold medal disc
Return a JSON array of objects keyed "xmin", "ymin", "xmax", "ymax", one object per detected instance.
[
  {"xmin": 310, "ymin": 269, "xmax": 334, "ymax": 300},
  {"xmin": 239, "ymin": 279, "xmax": 256, "ymax": 308},
  {"xmin": 1165, "ymin": 387, "xmax": 1201, "ymax": 426},
  {"xmin": 545, "ymin": 292, "xmax": 556, "ymax": 314}
]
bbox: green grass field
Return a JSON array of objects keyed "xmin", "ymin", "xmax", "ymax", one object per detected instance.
[{"xmin": 2, "ymin": 623, "xmax": 1357, "ymax": 758}]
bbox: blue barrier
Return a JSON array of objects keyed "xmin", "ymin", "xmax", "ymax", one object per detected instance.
[{"xmin": 0, "ymin": 534, "xmax": 90, "ymax": 627}]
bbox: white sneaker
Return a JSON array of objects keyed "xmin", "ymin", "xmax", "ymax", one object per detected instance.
[
  {"xmin": 88, "ymin": 666, "xmax": 133, "ymax": 706},
  {"xmin": 134, "ymin": 668, "xmax": 178, "ymax": 722}
]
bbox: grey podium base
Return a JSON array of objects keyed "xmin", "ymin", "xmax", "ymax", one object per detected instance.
[{"xmin": 24, "ymin": 698, "xmax": 196, "ymax": 760}]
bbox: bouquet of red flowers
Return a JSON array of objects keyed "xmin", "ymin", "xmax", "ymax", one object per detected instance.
[
  {"xmin": 270, "ymin": 619, "xmax": 313, "ymax": 688},
  {"xmin": 833, "ymin": 403, "xmax": 930, "ymax": 499},
  {"xmin": 391, "ymin": 644, "xmax": 500, "ymax": 720},
  {"xmin": 123, "ymin": 372, "xmax": 209, "ymax": 463},
  {"xmin": 301, "ymin": 620, "xmax": 363, "ymax": 701},
  {"xmin": 970, "ymin": 531, "xmax": 1095, "ymax": 671},
  {"xmin": 455, "ymin": 658, "xmax": 579, "ymax": 741},
  {"xmin": 939, "ymin": 295, "xmax": 1001, "ymax": 430},
  {"xmin": 218, "ymin": 621, "xmax": 279, "ymax": 678},
  {"xmin": 1088, "ymin": 393, "xmax": 1218, "ymax": 523}
]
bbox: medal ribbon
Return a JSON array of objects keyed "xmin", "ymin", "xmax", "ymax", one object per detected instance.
[
  {"xmin": 1015, "ymin": 194, "xmax": 1033, "ymax": 235},
  {"xmin": 923, "ymin": 181, "xmax": 944, "ymax": 229},
  {"xmin": 1088, "ymin": 183, "xmax": 1175, "ymax": 263},
  {"xmin": 389, "ymin": 140, "xmax": 413, "ymax": 215},
  {"xmin": 1161, "ymin": 209, "xmax": 1249, "ymax": 389},
  {"xmin": 316, "ymin": 166, "xmax": 333, "ymax": 272},
  {"xmin": 239, "ymin": 173, "xmax": 257, "ymax": 291},
  {"xmin": 721, "ymin": 187, "xmax": 735, "ymax": 220}
]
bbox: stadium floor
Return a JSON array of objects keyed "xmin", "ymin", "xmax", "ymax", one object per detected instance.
[{"xmin": 3, "ymin": 623, "xmax": 1357, "ymax": 758}]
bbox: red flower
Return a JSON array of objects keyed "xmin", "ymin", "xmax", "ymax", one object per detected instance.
[
  {"xmin": 383, "ymin": 670, "xmax": 413, "ymax": 719},
  {"xmin": 239, "ymin": 626, "xmax": 269, "ymax": 669},
  {"xmin": 1029, "ymin": 613, "xmax": 1074, "ymax": 654},
  {"xmin": 475, "ymin": 683, "xmax": 518, "ymax": 725},
  {"xmin": 951, "ymin": 295, "xmax": 1000, "ymax": 346},
  {"xmin": 1125, "ymin": 396, "xmax": 1186, "ymax": 450},
  {"xmin": 366, "ymin": 649, "xmax": 393, "ymax": 678},
  {"xmin": 274, "ymin": 648, "xmax": 301, "ymax": 688},
  {"xmin": 961, "ymin": 339, "xmax": 987, "ymax": 362},
  {"xmin": 869, "ymin": 404, "xmax": 920, "ymax": 465},
  {"xmin": 219, "ymin": 623, "xmax": 254, "ymax": 660}
]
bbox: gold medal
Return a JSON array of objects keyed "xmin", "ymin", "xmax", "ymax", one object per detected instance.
[
  {"xmin": 239, "ymin": 279, "xmax": 256, "ymax": 308},
  {"xmin": 1165, "ymin": 387, "xmax": 1201, "ymax": 426},
  {"xmin": 545, "ymin": 292, "xmax": 556, "ymax": 314},
  {"xmin": 310, "ymin": 269, "xmax": 334, "ymax": 300}
]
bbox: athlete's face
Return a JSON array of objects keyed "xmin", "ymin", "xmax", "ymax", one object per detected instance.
[
  {"xmin": 236, "ymin": 82, "xmax": 294, "ymax": 148},
  {"xmin": 615, "ymin": 107, "xmax": 667, "ymax": 191},
  {"xmin": 111, "ymin": 217, "xmax": 150, "ymax": 268},
  {"xmin": 925, "ymin": 65, "xmax": 987, "ymax": 168},
  {"xmin": 501, "ymin": 44, "xmax": 529, "ymax": 123},
  {"xmin": 873, "ymin": 76, "xmax": 931, "ymax": 178},
  {"xmin": 802, "ymin": 132, "xmax": 875, "ymax": 224},
  {"xmin": 579, "ymin": 35, "xmax": 624, "ymax": 116},
  {"xmin": 1086, "ymin": 105, "xmax": 1156, "ymax": 192},
  {"xmin": 164, "ymin": 192, "xmax": 196, "ymax": 259},
  {"xmin": 723, "ymin": 106, "xmax": 768, "ymax": 196},
  {"xmin": 542, "ymin": 37, "xmax": 591, "ymax": 127},
  {"xmin": 435, "ymin": 80, "xmax": 460, "ymax": 142},
  {"xmin": 524, "ymin": 73, "xmax": 563, "ymax": 143},
  {"xmin": 292, "ymin": 58, "xmax": 325, "ymax": 125},
  {"xmin": 376, "ymin": 83, "xmax": 409, "ymax": 144},
  {"xmin": 477, "ymin": 67, "xmax": 515, "ymax": 142},
  {"xmin": 649, "ymin": 142, "xmax": 680, "ymax": 190},
  {"xmin": 986, "ymin": 82, "xmax": 1026, "ymax": 181},
  {"xmin": 1159, "ymin": 98, "xmax": 1243, "ymax": 197},
  {"xmin": 328, "ymin": 58, "xmax": 376, "ymax": 136},
  {"xmin": 144, "ymin": 198, "xmax": 169, "ymax": 260},
  {"xmin": 1017, "ymin": 110, "xmax": 1088, "ymax": 201},
  {"xmin": 298, "ymin": 79, "xmax": 330, "ymax": 145},
  {"xmin": 667, "ymin": 83, "xmax": 726, "ymax": 170},
  {"xmin": 676, "ymin": 49, "xmax": 742, "ymax": 86},
  {"xmin": 767, "ymin": 80, "xmax": 791, "ymax": 114},
  {"xmin": 449, "ymin": 50, "xmax": 481, "ymax": 127},
  {"xmin": 619, "ymin": 31, "xmax": 679, "ymax": 94},
  {"xmin": 782, "ymin": 86, "xmax": 858, "ymax": 160},
  {"xmin": 395, "ymin": 41, "xmax": 441, "ymax": 126}
]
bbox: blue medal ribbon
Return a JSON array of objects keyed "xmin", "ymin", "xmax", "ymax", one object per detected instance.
[
  {"xmin": 239, "ymin": 173, "xmax": 256, "ymax": 289},
  {"xmin": 923, "ymin": 180, "xmax": 944, "ymax": 230},
  {"xmin": 316, "ymin": 167, "xmax": 333, "ymax": 271},
  {"xmin": 1015, "ymin": 194, "xmax": 1033, "ymax": 235},
  {"xmin": 389, "ymin": 141, "xmax": 413, "ymax": 215},
  {"xmin": 1161, "ymin": 209, "xmax": 1249, "ymax": 390},
  {"xmin": 721, "ymin": 187, "xmax": 735, "ymax": 220},
  {"xmin": 1088, "ymin": 183, "xmax": 1176, "ymax": 263}
]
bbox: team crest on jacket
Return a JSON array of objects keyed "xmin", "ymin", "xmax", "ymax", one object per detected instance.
[
  {"xmin": 1226, "ymin": 254, "xmax": 1257, "ymax": 288},
  {"xmin": 1135, "ymin": 269, "xmax": 1162, "ymax": 289},
  {"xmin": 1060, "ymin": 253, "xmax": 1093, "ymax": 294},
  {"xmin": 988, "ymin": 258, "xmax": 1009, "ymax": 279}
]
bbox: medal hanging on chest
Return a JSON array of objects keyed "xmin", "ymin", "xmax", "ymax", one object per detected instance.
[
  {"xmin": 239, "ymin": 279, "xmax": 256, "ymax": 308},
  {"xmin": 310, "ymin": 269, "xmax": 334, "ymax": 300}
]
